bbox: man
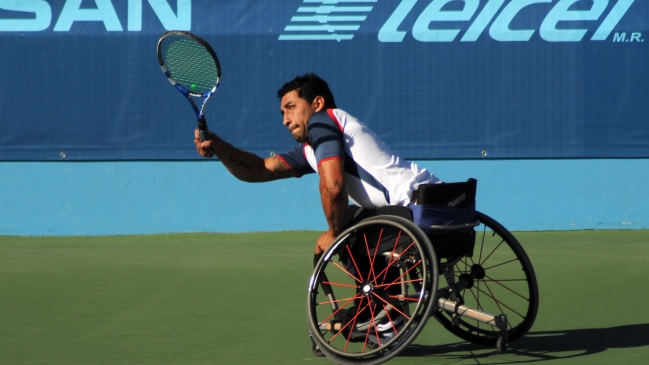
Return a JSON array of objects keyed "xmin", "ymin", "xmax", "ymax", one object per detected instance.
[{"xmin": 194, "ymin": 73, "xmax": 441, "ymax": 254}]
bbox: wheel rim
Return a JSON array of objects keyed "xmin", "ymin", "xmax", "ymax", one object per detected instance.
[
  {"xmin": 434, "ymin": 211, "xmax": 539, "ymax": 345},
  {"xmin": 308, "ymin": 217, "xmax": 438, "ymax": 364}
]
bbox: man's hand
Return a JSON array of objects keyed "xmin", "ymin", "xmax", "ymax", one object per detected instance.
[
  {"xmin": 194, "ymin": 129, "xmax": 220, "ymax": 158},
  {"xmin": 315, "ymin": 230, "xmax": 337, "ymax": 255}
]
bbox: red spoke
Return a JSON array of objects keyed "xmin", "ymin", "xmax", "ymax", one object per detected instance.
[
  {"xmin": 374, "ymin": 277, "xmax": 422, "ymax": 289},
  {"xmin": 319, "ymin": 294, "xmax": 361, "ymax": 326},
  {"xmin": 379, "ymin": 260, "xmax": 422, "ymax": 289},
  {"xmin": 370, "ymin": 228, "xmax": 384, "ymax": 280},
  {"xmin": 361, "ymin": 303, "xmax": 375, "ymax": 353},
  {"xmin": 331, "ymin": 261, "xmax": 363, "ymax": 284},
  {"xmin": 388, "ymin": 295, "xmax": 421, "ymax": 302},
  {"xmin": 345, "ymin": 245, "xmax": 365, "ymax": 282},
  {"xmin": 343, "ymin": 297, "xmax": 365, "ymax": 351},
  {"xmin": 383, "ymin": 304, "xmax": 399, "ymax": 336},
  {"xmin": 376, "ymin": 240, "xmax": 415, "ymax": 285},
  {"xmin": 367, "ymin": 301, "xmax": 382, "ymax": 347},
  {"xmin": 323, "ymin": 281, "xmax": 359, "ymax": 289},
  {"xmin": 330, "ymin": 298, "xmax": 370, "ymax": 345},
  {"xmin": 318, "ymin": 297, "xmax": 357, "ymax": 305},
  {"xmin": 371, "ymin": 292, "xmax": 411, "ymax": 320},
  {"xmin": 363, "ymin": 233, "xmax": 378, "ymax": 282},
  {"xmin": 380, "ymin": 231, "xmax": 404, "ymax": 284}
]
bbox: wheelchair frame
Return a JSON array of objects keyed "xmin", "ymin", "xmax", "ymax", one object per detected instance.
[{"xmin": 307, "ymin": 211, "xmax": 539, "ymax": 365}]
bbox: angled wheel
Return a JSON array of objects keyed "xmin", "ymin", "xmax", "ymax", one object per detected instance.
[
  {"xmin": 308, "ymin": 216, "xmax": 439, "ymax": 365},
  {"xmin": 433, "ymin": 211, "xmax": 539, "ymax": 346}
]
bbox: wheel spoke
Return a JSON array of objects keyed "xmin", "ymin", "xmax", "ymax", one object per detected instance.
[
  {"xmin": 483, "ymin": 257, "xmax": 520, "ymax": 271},
  {"xmin": 383, "ymin": 304, "xmax": 400, "ymax": 336},
  {"xmin": 375, "ymin": 277, "xmax": 423, "ymax": 289},
  {"xmin": 379, "ymin": 260, "xmax": 422, "ymax": 289},
  {"xmin": 345, "ymin": 245, "xmax": 365, "ymax": 282},
  {"xmin": 367, "ymin": 301, "xmax": 382, "ymax": 347},
  {"xmin": 330, "ymin": 260, "xmax": 363, "ymax": 284},
  {"xmin": 389, "ymin": 294, "xmax": 422, "ymax": 302},
  {"xmin": 481, "ymin": 279, "xmax": 509, "ymax": 328},
  {"xmin": 322, "ymin": 281, "xmax": 359, "ymax": 289},
  {"xmin": 343, "ymin": 297, "xmax": 364, "ymax": 351},
  {"xmin": 330, "ymin": 298, "xmax": 370, "ymax": 345},
  {"xmin": 370, "ymin": 228, "xmax": 384, "ymax": 279},
  {"xmin": 478, "ymin": 225, "xmax": 486, "ymax": 265},
  {"xmin": 363, "ymin": 233, "xmax": 378, "ymax": 283},
  {"xmin": 379, "ymin": 231, "xmax": 404, "ymax": 283},
  {"xmin": 480, "ymin": 239, "xmax": 505, "ymax": 267},
  {"xmin": 483, "ymin": 273, "xmax": 530, "ymax": 301},
  {"xmin": 472, "ymin": 285, "xmax": 527, "ymax": 320},
  {"xmin": 371, "ymin": 292, "xmax": 411, "ymax": 320},
  {"xmin": 319, "ymin": 293, "xmax": 361, "ymax": 326},
  {"xmin": 318, "ymin": 297, "xmax": 357, "ymax": 306},
  {"xmin": 376, "ymin": 241, "xmax": 416, "ymax": 286}
]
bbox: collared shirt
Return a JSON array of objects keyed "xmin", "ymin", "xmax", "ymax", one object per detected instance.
[{"xmin": 278, "ymin": 109, "xmax": 441, "ymax": 208}]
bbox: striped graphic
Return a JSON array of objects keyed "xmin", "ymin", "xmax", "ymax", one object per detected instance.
[{"xmin": 279, "ymin": 0, "xmax": 377, "ymax": 42}]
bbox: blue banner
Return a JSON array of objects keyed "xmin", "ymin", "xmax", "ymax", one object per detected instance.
[{"xmin": 0, "ymin": 0, "xmax": 647, "ymax": 160}]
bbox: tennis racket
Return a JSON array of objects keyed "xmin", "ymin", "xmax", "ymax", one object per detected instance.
[{"xmin": 157, "ymin": 31, "xmax": 221, "ymax": 142}]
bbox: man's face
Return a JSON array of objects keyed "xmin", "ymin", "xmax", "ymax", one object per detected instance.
[{"xmin": 280, "ymin": 90, "xmax": 321, "ymax": 143}]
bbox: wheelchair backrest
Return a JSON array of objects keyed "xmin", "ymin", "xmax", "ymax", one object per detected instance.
[{"xmin": 415, "ymin": 178, "xmax": 477, "ymax": 209}]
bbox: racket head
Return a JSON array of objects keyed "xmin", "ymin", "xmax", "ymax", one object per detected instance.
[{"xmin": 157, "ymin": 31, "xmax": 221, "ymax": 97}]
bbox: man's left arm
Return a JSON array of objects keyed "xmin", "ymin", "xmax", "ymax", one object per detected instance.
[{"xmin": 315, "ymin": 158, "xmax": 348, "ymax": 254}]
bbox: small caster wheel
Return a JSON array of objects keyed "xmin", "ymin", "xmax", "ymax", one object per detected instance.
[
  {"xmin": 496, "ymin": 336, "xmax": 507, "ymax": 354},
  {"xmin": 311, "ymin": 343, "xmax": 325, "ymax": 357}
]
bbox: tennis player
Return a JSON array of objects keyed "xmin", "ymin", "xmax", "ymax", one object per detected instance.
[{"xmin": 194, "ymin": 73, "xmax": 441, "ymax": 254}]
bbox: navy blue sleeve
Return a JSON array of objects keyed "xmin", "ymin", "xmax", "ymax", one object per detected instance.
[
  {"xmin": 277, "ymin": 144, "xmax": 315, "ymax": 177},
  {"xmin": 308, "ymin": 110, "xmax": 344, "ymax": 167}
]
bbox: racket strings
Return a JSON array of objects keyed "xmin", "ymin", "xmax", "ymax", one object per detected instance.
[{"xmin": 160, "ymin": 36, "xmax": 218, "ymax": 94}]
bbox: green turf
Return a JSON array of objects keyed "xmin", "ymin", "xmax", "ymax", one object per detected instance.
[{"xmin": 1, "ymin": 230, "xmax": 648, "ymax": 364}]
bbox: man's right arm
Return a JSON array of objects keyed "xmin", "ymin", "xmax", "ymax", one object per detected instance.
[{"xmin": 194, "ymin": 129, "xmax": 296, "ymax": 182}]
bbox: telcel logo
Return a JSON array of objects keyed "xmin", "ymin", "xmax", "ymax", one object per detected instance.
[
  {"xmin": 0, "ymin": 0, "xmax": 191, "ymax": 32},
  {"xmin": 379, "ymin": 0, "xmax": 636, "ymax": 42},
  {"xmin": 280, "ymin": 0, "xmax": 638, "ymax": 42}
]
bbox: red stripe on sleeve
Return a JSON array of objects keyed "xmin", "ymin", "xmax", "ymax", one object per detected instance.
[
  {"xmin": 327, "ymin": 109, "xmax": 343, "ymax": 132},
  {"xmin": 276, "ymin": 154, "xmax": 297, "ymax": 174},
  {"xmin": 317, "ymin": 156, "xmax": 343, "ymax": 169}
]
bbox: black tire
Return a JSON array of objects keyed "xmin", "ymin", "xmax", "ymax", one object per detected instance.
[
  {"xmin": 433, "ymin": 211, "xmax": 539, "ymax": 346},
  {"xmin": 307, "ymin": 216, "xmax": 439, "ymax": 365}
]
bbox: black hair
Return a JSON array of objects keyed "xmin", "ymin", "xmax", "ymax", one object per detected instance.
[{"xmin": 277, "ymin": 73, "xmax": 337, "ymax": 109}]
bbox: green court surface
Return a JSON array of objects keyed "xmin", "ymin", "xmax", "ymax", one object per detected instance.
[{"xmin": 1, "ymin": 230, "xmax": 648, "ymax": 364}]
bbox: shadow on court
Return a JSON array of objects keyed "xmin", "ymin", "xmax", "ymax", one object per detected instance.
[{"xmin": 400, "ymin": 323, "xmax": 649, "ymax": 363}]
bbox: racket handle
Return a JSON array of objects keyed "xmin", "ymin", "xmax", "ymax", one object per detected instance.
[{"xmin": 197, "ymin": 116, "xmax": 209, "ymax": 142}]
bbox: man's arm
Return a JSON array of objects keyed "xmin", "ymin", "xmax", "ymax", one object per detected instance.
[
  {"xmin": 195, "ymin": 129, "xmax": 296, "ymax": 182},
  {"xmin": 315, "ymin": 158, "xmax": 348, "ymax": 254}
]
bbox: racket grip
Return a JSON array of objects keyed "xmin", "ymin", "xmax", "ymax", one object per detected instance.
[{"xmin": 197, "ymin": 116, "xmax": 209, "ymax": 142}]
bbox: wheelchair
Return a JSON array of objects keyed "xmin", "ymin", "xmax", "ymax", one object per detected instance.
[{"xmin": 307, "ymin": 180, "xmax": 539, "ymax": 365}]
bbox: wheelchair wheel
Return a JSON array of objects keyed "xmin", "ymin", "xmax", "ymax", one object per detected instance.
[
  {"xmin": 433, "ymin": 211, "xmax": 539, "ymax": 346},
  {"xmin": 308, "ymin": 216, "xmax": 439, "ymax": 365}
]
